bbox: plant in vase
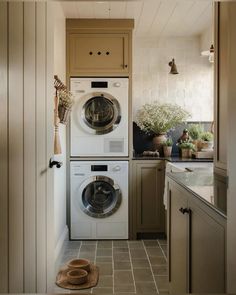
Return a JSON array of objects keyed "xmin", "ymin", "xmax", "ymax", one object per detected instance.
[
  {"xmin": 200, "ymin": 131, "xmax": 214, "ymax": 150},
  {"xmin": 178, "ymin": 141, "xmax": 196, "ymax": 158},
  {"xmin": 136, "ymin": 102, "xmax": 190, "ymax": 155},
  {"xmin": 188, "ymin": 124, "xmax": 204, "ymax": 151},
  {"xmin": 163, "ymin": 138, "xmax": 173, "ymax": 157}
]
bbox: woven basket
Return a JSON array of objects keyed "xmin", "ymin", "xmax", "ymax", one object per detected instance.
[{"xmin": 58, "ymin": 105, "xmax": 71, "ymax": 125}]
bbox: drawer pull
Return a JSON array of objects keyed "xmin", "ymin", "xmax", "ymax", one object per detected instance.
[{"xmin": 179, "ymin": 207, "xmax": 190, "ymax": 214}]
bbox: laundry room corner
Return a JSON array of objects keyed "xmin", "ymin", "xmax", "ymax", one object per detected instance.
[{"xmin": 53, "ymin": 2, "xmax": 69, "ymax": 267}]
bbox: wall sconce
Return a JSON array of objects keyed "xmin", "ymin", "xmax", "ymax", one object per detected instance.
[{"xmin": 168, "ymin": 58, "xmax": 179, "ymax": 74}]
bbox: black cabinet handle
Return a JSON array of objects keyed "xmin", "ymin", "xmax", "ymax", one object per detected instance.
[
  {"xmin": 49, "ymin": 158, "xmax": 62, "ymax": 168},
  {"xmin": 179, "ymin": 207, "xmax": 190, "ymax": 214}
]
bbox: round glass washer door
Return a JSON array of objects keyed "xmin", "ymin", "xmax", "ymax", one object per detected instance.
[
  {"xmin": 78, "ymin": 176, "xmax": 122, "ymax": 218},
  {"xmin": 81, "ymin": 92, "xmax": 121, "ymax": 135}
]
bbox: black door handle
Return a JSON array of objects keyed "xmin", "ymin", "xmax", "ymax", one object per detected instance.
[
  {"xmin": 179, "ymin": 207, "xmax": 190, "ymax": 214},
  {"xmin": 49, "ymin": 158, "xmax": 63, "ymax": 168}
]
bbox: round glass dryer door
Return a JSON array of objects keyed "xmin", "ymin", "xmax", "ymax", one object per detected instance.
[
  {"xmin": 82, "ymin": 93, "xmax": 121, "ymax": 135},
  {"xmin": 79, "ymin": 176, "xmax": 122, "ymax": 218}
]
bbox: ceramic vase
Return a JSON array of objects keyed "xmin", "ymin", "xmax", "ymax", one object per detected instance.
[
  {"xmin": 181, "ymin": 148, "xmax": 192, "ymax": 158},
  {"xmin": 153, "ymin": 133, "xmax": 167, "ymax": 155},
  {"xmin": 163, "ymin": 146, "xmax": 172, "ymax": 157},
  {"xmin": 201, "ymin": 141, "xmax": 213, "ymax": 150}
]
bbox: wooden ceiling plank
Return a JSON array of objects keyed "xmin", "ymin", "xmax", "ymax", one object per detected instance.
[
  {"xmin": 109, "ymin": 1, "xmax": 126, "ymax": 19},
  {"xmin": 136, "ymin": 0, "xmax": 162, "ymax": 36}
]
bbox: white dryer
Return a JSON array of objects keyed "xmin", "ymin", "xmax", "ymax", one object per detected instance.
[
  {"xmin": 70, "ymin": 77, "xmax": 129, "ymax": 157},
  {"xmin": 70, "ymin": 161, "xmax": 129, "ymax": 240}
]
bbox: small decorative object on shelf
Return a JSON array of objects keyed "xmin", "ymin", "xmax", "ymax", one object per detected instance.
[
  {"xmin": 142, "ymin": 150, "xmax": 160, "ymax": 157},
  {"xmin": 200, "ymin": 131, "xmax": 214, "ymax": 150},
  {"xmin": 136, "ymin": 102, "xmax": 190, "ymax": 156},
  {"xmin": 177, "ymin": 128, "xmax": 190, "ymax": 144},
  {"xmin": 188, "ymin": 124, "xmax": 204, "ymax": 151},
  {"xmin": 163, "ymin": 137, "xmax": 173, "ymax": 157},
  {"xmin": 178, "ymin": 141, "xmax": 196, "ymax": 158}
]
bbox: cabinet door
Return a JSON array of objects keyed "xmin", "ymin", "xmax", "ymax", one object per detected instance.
[
  {"xmin": 189, "ymin": 199, "xmax": 226, "ymax": 293},
  {"xmin": 135, "ymin": 162, "xmax": 165, "ymax": 232},
  {"xmin": 168, "ymin": 183, "xmax": 189, "ymax": 294},
  {"xmin": 214, "ymin": 3, "xmax": 228, "ymax": 173},
  {"xmin": 68, "ymin": 33, "xmax": 129, "ymax": 75}
]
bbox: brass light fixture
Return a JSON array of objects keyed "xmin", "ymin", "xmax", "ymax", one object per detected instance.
[{"xmin": 168, "ymin": 58, "xmax": 179, "ymax": 74}]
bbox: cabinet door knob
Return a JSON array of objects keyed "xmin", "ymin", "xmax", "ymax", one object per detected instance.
[
  {"xmin": 179, "ymin": 207, "xmax": 190, "ymax": 214},
  {"xmin": 124, "ymin": 64, "xmax": 128, "ymax": 68}
]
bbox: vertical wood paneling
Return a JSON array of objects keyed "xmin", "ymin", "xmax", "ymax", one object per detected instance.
[
  {"xmin": 8, "ymin": 2, "xmax": 24, "ymax": 292},
  {"xmin": 0, "ymin": 2, "xmax": 9, "ymax": 292},
  {"xmin": 23, "ymin": 2, "xmax": 36, "ymax": 292},
  {"xmin": 36, "ymin": 2, "xmax": 47, "ymax": 292},
  {"xmin": 46, "ymin": 3, "xmax": 55, "ymax": 291}
]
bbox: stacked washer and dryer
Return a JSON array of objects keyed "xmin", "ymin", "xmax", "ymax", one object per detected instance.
[{"xmin": 70, "ymin": 78, "xmax": 129, "ymax": 240}]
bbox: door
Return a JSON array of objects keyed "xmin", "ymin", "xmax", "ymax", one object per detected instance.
[
  {"xmin": 189, "ymin": 199, "xmax": 226, "ymax": 293},
  {"xmin": 0, "ymin": 2, "xmax": 55, "ymax": 292},
  {"xmin": 168, "ymin": 183, "xmax": 188, "ymax": 294},
  {"xmin": 134, "ymin": 161, "xmax": 165, "ymax": 233}
]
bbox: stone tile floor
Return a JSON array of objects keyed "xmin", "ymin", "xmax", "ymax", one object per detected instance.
[{"xmin": 55, "ymin": 239, "xmax": 168, "ymax": 294}]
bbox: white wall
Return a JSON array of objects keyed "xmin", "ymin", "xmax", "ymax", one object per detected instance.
[
  {"xmin": 200, "ymin": 26, "xmax": 213, "ymax": 53},
  {"xmin": 133, "ymin": 36, "xmax": 214, "ymax": 122},
  {"xmin": 53, "ymin": 3, "xmax": 68, "ymax": 261}
]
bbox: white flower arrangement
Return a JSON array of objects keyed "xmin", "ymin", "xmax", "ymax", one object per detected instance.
[{"xmin": 136, "ymin": 102, "xmax": 190, "ymax": 135}]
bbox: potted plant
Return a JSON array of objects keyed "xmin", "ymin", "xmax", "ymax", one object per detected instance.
[
  {"xmin": 188, "ymin": 124, "xmax": 204, "ymax": 151},
  {"xmin": 178, "ymin": 141, "xmax": 195, "ymax": 158},
  {"xmin": 200, "ymin": 131, "xmax": 214, "ymax": 150},
  {"xmin": 163, "ymin": 138, "xmax": 173, "ymax": 157},
  {"xmin": 136, "ymin": 102, "xmax": 190, "ymax": 155}
]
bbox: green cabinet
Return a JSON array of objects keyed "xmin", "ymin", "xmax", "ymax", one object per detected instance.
[
  {"xmin": 131, "ymin": 160, "xmax": 165, "ymax": 239},
  {"xmin": 167, "ymin": 178, "xmax": 226, "ymax": 293}
]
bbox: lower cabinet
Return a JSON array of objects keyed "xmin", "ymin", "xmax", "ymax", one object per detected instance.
[
  {"xmin": 131, "ymin": 160, "xmax": 165, "ymax": 239},
  {"xmin": 168, "ymin": 178, "xmax": 226, "ymax": 293}
]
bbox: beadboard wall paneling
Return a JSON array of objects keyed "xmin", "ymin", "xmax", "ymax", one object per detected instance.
[
  {"xmin": 23, "ymin": 2, "xmax": 37, "ymax": 292},
  {"xmin": 133, "ymin": 36, "xmax": 214, "ymax": 121},
  {"xmin": 53, "ymin": 2, "xmax": 68, "ymax": 265},
  {"xmin": 36, "ymin": 2, "xmax": 48, "ymax": 292},
  {"xmin": 46, "ymin": 2, "xmax": 55, "ymax": 291},
  {"xmin": 8, "ymin": 3, "xmax": 24, "ymax": 292},
  {"xmin": 0, "ymin": 2, "xmax": 9, "ymax": 292},
  {"xmin": 0, "ymin": 2, "xmax": 55, "ymax": 292}
]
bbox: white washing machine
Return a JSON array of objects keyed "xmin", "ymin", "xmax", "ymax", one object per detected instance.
[
  {"xmin": 70, "ymin": 77, "xmax": 129, "ymax": 157},
  {"xmin": 70, "ymin": 161, "xmax": 129, "ymax": 239}
]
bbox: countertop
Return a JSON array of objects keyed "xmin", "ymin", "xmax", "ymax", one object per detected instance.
[
  {"xmin": 133, "ymin": 155, "xmax": 213, "ymax": 163},
  {"xmin": 167, "ymin": 168, "xmax": 227, "ymax": 218}
]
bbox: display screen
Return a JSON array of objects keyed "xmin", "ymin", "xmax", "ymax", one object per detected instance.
[
  {"xmin": 91, "ymin": 165, "xmax": 108, "ymax": 171},
  {"xmin": 91, "ymin": 81, "xmax": 108, "ymax": 88}
]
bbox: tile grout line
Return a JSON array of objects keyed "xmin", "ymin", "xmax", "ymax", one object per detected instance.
[
  {"xmin": 128, "ymin": 241, "xmax": 137, "ymax": 294},
  {"xmin": 112, "ymin": 241, "xmax": 115, "ymax": 294},
  {"xmin": 91, "ymin": 240, "xmax": 98, "ymax": 294},
  {"xmin": 157, "ymin": 240, "xmax": 167, "ymax": 261},
  {"xmin": 142, "ymin": 240, "xmax": 160, "ymax": 294},
  {"xmin": 77, "ymin": 241, "xmax": 83, "ymax": 258}
]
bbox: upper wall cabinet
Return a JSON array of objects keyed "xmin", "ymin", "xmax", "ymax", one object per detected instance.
[
  {"xmin": 68, "ymin": 33, "xmax": 129, "ymax": 75},
  {"xmin": 66, "ymin": 19, "xmax": 134, "ymax": 77}
]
